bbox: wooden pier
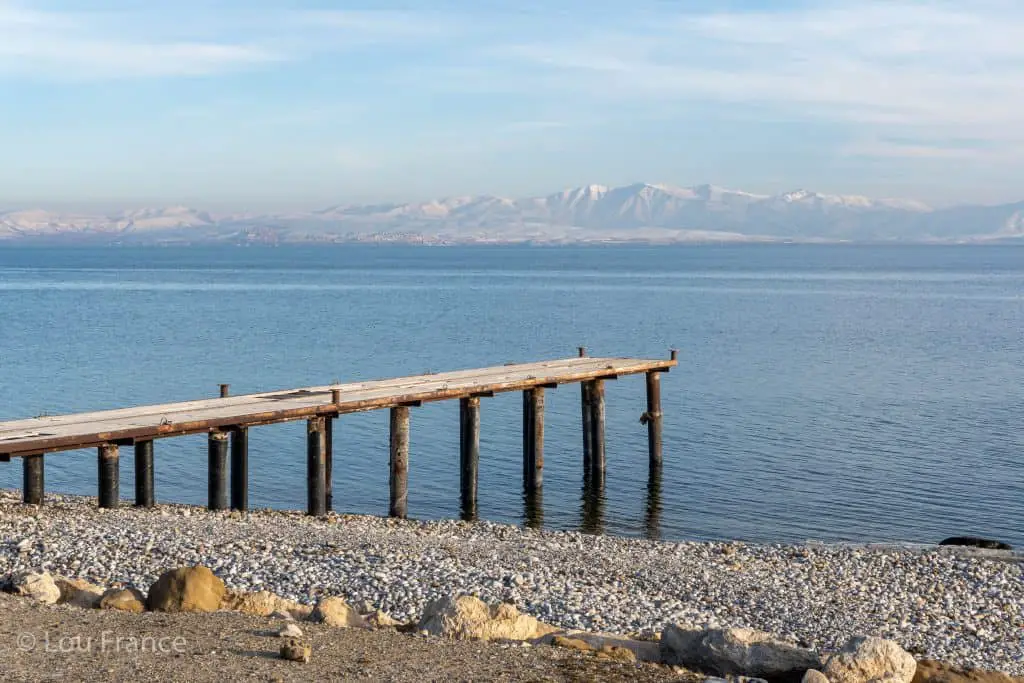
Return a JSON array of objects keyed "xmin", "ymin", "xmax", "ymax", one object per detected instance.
[{"xmin": 0, "ymin": 352, "xmax": 677, "ymax": 519}]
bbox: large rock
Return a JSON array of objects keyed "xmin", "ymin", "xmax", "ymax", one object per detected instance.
[
  {"xmin": 145, "ymin": 565, "xmax": 226, "ymax": 613},
  {"xmin": 660, "ymin": 625, "xmax": 821, "ymax": 679},
  {"xmin": 100, "ymin": 587, "xmax": 146, "ymax": 613},
  {"xmin": 912, "ymin": 660, "xmax": 1023, "ymax": 683},
  {"xmin": 418, "ymin": 595, "xmax": 558, "ymax": 641},
  {"xmin": 938, "ymin": 537, "xmax": 1012, "ymax": 551},
  {"xmin": 803, "ymin": 671, "xmax": 831, "ymax": 683},
  {"xmin": 54, "ymin": 576, "xmax": 104, "ymax": 608},
  {"xmin": 823, "ymin": 636, "xmax": 916, "ymax": 683},
  {"xmin": 280, "ymin": 638, "xmax": 311, "ymax": 663},
  {"xmin": 11, "ymin": 571, "xmax": 60, "ymax": 605},
  {"xmin": 363, "ymin": 610, "xmax": 402, "ymax": 629},
  {"xmin": 223, "ymin": 590, "xmax": 311, "ymax": 620},
  {"xmin": 537, "ymin": 630, "xmax": 661, "ymax": 662},
  {"xmin": 310, "ymin": 596, "xmax": 366, "ymax": 628}
]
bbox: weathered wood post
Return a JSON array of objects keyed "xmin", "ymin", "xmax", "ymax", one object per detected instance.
[
  {"xmin": 325, "ymin": 417, "xmax": 334, "ymax": 512},
  {"xmin": 644, "ymin": 370, "xmax": 663, "ymax": 467},
  {"xmin": 230, "ymin": 427, "xmax": 248, "ymax": 512},
  {"xmin": 523, "ymin": 388, "xmax": 544, "ymax": 491},
  {"xmin": 307, "ymin": 417, "xmax": 327, "ymax": 517},
  {"xmin": 134, "ymin": 440, "xmax": 155, "ymax": 508},
  {"xmin": 98, "ymin": 444, "xmax": 119, "ymax": 509},
  {"xmin": 459, "ymin": 396, "xmax": 480, "ymax": 520},
  {"xmin": 207, "ymin": 431, "xmax": 228, "ymax": 511},
  {"xmin": 22, "ymin": 455, "xmax": 43, "ymax": 506},
  {"xmin": 589, "ymin": 382, "xmax": 602, "ymax": 489},
  {"xmin": 219, "ymin": 384, "xmax": 230, "ymax": 398},
  {"xmin": 389, "ymin": 406, "xmax": 410, "ymax": 518},
  {"xmin": 328, "ymin": 388, "xmax": 340, "ymax": 512},
  {"xmin": 579, "ymin": 347, "xmax": 593, "ymax": 482}
]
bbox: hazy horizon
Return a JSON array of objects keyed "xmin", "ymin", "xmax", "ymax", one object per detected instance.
[{"xmin": 3, "ymin": 1, "xmax": 1023, "ymax": 208}]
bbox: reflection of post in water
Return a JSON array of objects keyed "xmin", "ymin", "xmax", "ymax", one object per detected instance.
[
  {"xmin": 523, "ymin": 487, "xmax": 544, "ymax": 529},
  {"xmin": 644, "ymin": 461, "xmax": 663, "ymax": 541},
  {"xmin": 580, "ymin": 484, "xmax": 605, "ymax": 535}
]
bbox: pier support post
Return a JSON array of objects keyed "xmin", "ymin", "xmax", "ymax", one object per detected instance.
[
  {"xmin": 581, "ymin": 381, "xmax": 593, "ymax": 482},
  {"xmin": 22, "ymin": 455, "xmax": 43, "ymax": 506},
  {"xmin": 208, "ymin": 431, "xmax": 228, "ymax": 511},
  {"xmin": 459, "ymin": 397, "xmax": 480, "ymax": 520},
  {"xmin": 98, "ymin": 444, "xmax": 119, "ymax": 509},
  {"xmin": 134, "ymin": 441, "xmax": 155, "ymax": 508},
  {"xmin": 523, "ymin": 388, "xmax": 544, "ymax": 491},
  {"xmin": 307, "ymin": 417, "xmax": 327, "ymax": 517},
  {"xmin": 589, "ymin": 380, "xmax": 606, "ymax": 488},
  {"xmin": 325, "ymin": 416, "xmax": 334, "ymax": 512},
  {"xmin": 389, "ymin": 406, "xmax": 410, "ymax": 519},
  {"xmin": 230, "ymin": 427, "xmax": 248, "ymax": 512},
  {"xmin": 644, "ymin": 371, "xmax": 663, "ymax": 467}
]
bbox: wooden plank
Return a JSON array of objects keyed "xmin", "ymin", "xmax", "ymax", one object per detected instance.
[
  {"xmin": 0, "ymin": 358, "xmax": 596, "ymax": 432},
  {"xmin": 0, "ymin": 356, "xmax": 677, "ymax": 457}
]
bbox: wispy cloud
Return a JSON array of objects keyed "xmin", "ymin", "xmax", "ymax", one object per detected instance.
[
  {"xmin": 0, "ymin": 2, "xmax": 279, "ymax": 78},
  {"xmin": 490, "ymin": 1, "xmax": 1024, "ymax": 159},
  {"xmin": 0, "ymin": 3, "xmax": 451, "ymax": 80}
]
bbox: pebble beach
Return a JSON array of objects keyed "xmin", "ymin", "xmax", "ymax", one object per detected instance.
[{"xmin": 1, "ymin": 491, "xmax": 1021, "ymax": 675}]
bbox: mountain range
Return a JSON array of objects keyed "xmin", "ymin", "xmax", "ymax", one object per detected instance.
[{"xmin": 2, "ymin": 183, "xmax": 1023, "ymax": 244}]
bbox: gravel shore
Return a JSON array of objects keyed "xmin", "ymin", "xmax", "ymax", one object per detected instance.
[
  {"xmin": 2, "ymin": 491, "xmax": 1021, "ymax": 674},
  {"xmin": 0, "ymin": 592, "xmax": 680, "ymax": 682}
]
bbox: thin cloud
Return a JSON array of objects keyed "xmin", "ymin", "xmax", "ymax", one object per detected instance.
[
  {"xmin": 492, "ymin": 1, "xmax": 1024, "ymax": 155},
  {"xmin": 0, "ymin": 3, "xmax": 279, "ymax": 78}
]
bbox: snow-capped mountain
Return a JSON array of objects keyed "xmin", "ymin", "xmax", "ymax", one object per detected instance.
[{"xmin": 1, "ymin": 183, "xmax": 1020, "ymax": 244}]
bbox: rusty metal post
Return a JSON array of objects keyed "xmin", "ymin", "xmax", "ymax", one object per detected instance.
[
  {"xmin": 459, "ymin": 396, "xmax": 480, "ymax": 520},
  {"xmin": 208, "ymin": 431, "xmax": 228, "ymax": 511},
  {"xmin": 230, "ymin": 427, "xmax": 248, "ymax": 512},
  {"xmin": 307, "ymin": 417, "xmax": 327, "ymax": 517},
  {"xmin": 590, "ymin": 380, "xmax": 606, "ymax": 488},
  {"xmin": 324, "ymin": 416, "xmax": 334, "ymax": 512},
  {"xmin": 645, "ymin": 370, "xmax": 663, "ymax": 467},
  {"xmin": 523, "ymin": 388, "xmax": 544, "ymax": 491},
  {"xmin": 134, "ymin": 440, "xmax": 154, "ymax": 508},
  {"xmin": 389, "ymin": 406, "xmax": 410, "ymax": 518},
  {"xmin": 98, "ymin": 444, "xmax": 119, "ymax": 509},
  {"xmin": 23, "ymin": 455, "xmax": 43, "ymax": 506},
  {"xmin": 219, "ymin": 384, "xmax": 230, "ymax": 398}
]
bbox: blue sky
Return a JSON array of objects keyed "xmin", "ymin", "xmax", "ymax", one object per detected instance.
[{"xmin": 1, "ymin": 0, "xmax": 1022, "ymax": 209}]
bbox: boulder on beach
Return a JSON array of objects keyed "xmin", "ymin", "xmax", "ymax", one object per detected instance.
[
  {"xmin": 310, "ymin": 596, "xmax": 366, "ymax": 628},
  {"xmin": 912, "ymin": 659, "xmax": 1024, "ymax": 683},
  {"xmin": 803, "ymin": 671, "xmax": 831, "ymax": 683},
  {"xmin": 537, "ymin": 630, "xmax": 661, "ymax": 662},
  {"xmin": 659, "ymin": 624, "xmax": 821, "ymax": 679},
  {"xmin": 362, "ymin": 609, "xmax": 402, "ymax": 629},
  {"xmin": 100, "ymin": 587, "xmax": 147, "ymax": 613},
  {"xmin": 938, "ymin": 537, "xmax": 1013, "ymax": 551},
  {"xmin": 418, "ymin": 594, "xmax": 558, "ymax": 641},
  {"xmin": 10, "ymin": 570, "xmax": 60, "ymax": 605},
  {"xmin": 279, "ymin": 638, "xmax": 311, "ymax": 663},
  {"xmin": 222, "ymin": 590, "xmax": 312, "ymax": 620},
  {"xmin": 145, "ymin": 565, "xmax": 226, "ymax": 613},
  {"xmin": 54, "ymin": 576, "xmax": 104, "ymax": 609},
  {"xmin": 822, "ymin": 636, "xmax": 916, "ymax": 683}
]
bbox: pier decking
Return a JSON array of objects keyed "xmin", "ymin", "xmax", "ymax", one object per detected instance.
[{"xmin": 1, "ymin": 351, "xmax": 677, "ymax": 520}]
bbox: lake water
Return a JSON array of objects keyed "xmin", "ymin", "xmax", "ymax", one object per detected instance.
[{"xmin": 0, "ymin": 244, "xmax": 1021, "ymax": 547}]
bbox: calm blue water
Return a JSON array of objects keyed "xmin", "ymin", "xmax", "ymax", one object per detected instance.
[{"xmin": 0, "ymin": 245, "xmax": 1021, "ymax": 547}]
